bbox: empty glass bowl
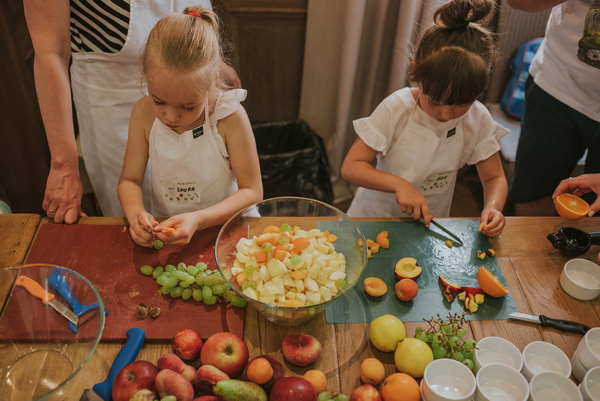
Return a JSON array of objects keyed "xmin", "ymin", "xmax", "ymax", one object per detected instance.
[
  {"xmin": 0, "ymin": 263, "xmax": 105, "ymax": 400},
  {"xmin": 215, "ymin": 197, "xmax": 367, "ymax": 325}
]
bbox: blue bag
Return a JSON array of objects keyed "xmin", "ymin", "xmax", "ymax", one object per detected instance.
[{"xmin": 500, "ymin": 37, "xmax": 543, "ymax": 120}]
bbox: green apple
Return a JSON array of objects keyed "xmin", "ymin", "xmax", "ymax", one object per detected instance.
[
  {"xmin": 394, "ymin": 337, "xmax": 434, "ymax": 378},
  {"xmin": 369, "ymin": 314, "xmax": 406, "ymax": 352}
]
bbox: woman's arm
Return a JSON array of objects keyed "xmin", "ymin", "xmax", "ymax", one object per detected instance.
[
  {"xmin": 341, "ymin": 138, "xmax": 431, "ymax": 223},
  {"xmin": 475, "ymin": 152, "xmax": 508, "ymax": 237},
  {"xmin": 24, "ymin": 0, "xmax": 84, "ymax": 223}
]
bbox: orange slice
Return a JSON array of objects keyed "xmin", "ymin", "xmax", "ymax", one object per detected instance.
[
  {"xmin": 477, "ymin": 266, "xmax": 509, "ymax": 298},
  {"xmin": 555, "ymin": 193, "xmax": 589, "ymax": 220}
]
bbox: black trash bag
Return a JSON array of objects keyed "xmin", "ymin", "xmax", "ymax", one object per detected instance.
[{"xmin": 252, "ymin": 120, "xmax": 334, "ymax": 204}]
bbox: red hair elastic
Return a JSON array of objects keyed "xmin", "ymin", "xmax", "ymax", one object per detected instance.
[{"xmin": 187, "ymin": 10, "xmax": 202, "ymax": 18}]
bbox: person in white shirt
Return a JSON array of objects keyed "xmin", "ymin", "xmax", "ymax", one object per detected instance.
[
  {"xmin": 342, "ymin": 0, "xmax": 508, "ymax": 237},
  {"xmin": 508, "ymin": 0, "xmax": 600, "ymax": 216},
  {"xmin": 118, "ymin": 6, "xmax": 262, "ymax": 247}
]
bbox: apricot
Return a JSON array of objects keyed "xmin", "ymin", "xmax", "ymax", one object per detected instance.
[
  {"xmin": 303, "ymin": 369, "xmax": 327, "ymax": 393},
  {"xmin": 376, "ymin": 231, "xmax": 390, "ymax": 249},
  {"xmin": 364, "ymin": 277, "xmax": 388, "ymax": 297},
  {"xmin": 359, "ymin": 357, "xmax": 386, "ymax": 385},
  {"xmin": 246, "ymin": 357, "xmax": 273, "ymax": 385},
  {"xmin": 395, "ymin": 279, "xmax": 418, "ymax": 302}
]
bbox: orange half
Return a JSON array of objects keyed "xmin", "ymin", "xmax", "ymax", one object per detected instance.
[
  {"xmin": 477, "ymin": 266, "xmax": 509, "ymax": 297},
  {"xmin": 555, "ymin": 193, "xmax": 589, "ymax": 220}
]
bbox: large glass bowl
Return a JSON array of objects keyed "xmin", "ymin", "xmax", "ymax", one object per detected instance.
[
  {"xmin": 215, "ymin": 197, "xmax": 367, "ymax": 325},
  {"xmin": 0, "ymin": 263, "xmax": 105, "ymax": 401}
]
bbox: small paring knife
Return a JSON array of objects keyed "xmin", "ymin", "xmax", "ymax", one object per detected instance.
[
  {"xmin": 80, "ymin": 327, "xmax": 146, "ymax": 401},
  {"xmin": 508, "ymin": 312, "xmax": 591, "ymax": 335},
  {"xmin": 429, "ymin": 218, "xmax": 463, "ymax": 245},
  {"xmin": 16, "ymin": 275, "xmax": 79, "ymax": 325}
]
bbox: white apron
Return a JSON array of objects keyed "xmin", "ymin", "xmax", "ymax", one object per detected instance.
[
  {"xmin": 347, "ymin": 103, "xmax": 465, "ymax": 218},
  {"xmin": 149, "ymin": 93, "xmax": 241, "ymax": 217},
  {"xmin": 70, "ymin": 0, "xmax": 211, "ymax": 216}
]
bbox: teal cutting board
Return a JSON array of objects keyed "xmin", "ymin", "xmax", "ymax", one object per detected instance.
[{"xmin": 320, "ymin": 220, "xmax": 518, "ymax": 323}]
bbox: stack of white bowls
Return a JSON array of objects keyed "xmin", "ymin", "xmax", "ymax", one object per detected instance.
[{"xmin": 572, "ymin": 328, "xmax": 600, "ymax": 383}]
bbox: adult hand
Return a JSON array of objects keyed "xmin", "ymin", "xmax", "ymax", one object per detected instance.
[
  {"xmin": 552, "ymin": 174, "xmax": 600, "ymax": 217},
  {"xmin": 220, "ymin": 61, "xmax": 242, "ymax": 89},
  {"xmin": 43, "ymin": 166, "xmax": 86, "ymax": 224},
  {"xmin": 479, "ymin": 208, "xmax": 505, "ymax": 237}
]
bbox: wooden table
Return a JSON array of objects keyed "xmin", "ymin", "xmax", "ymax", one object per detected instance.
[{"xmin": 1, "ymin": 214, "xmax": 599, "ymax": 400}]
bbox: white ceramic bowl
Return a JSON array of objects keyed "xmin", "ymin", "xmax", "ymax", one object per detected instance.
[
  {"xmin": 560, "ymin": 258, "xmax": 600, "ymax": 301},
  {"xmin": 529, "ymin": 371, "xmax": 582, "ymax": 401},
  {"xmin": 521, "ymin": 341, "xmax": 571, "ymax": 381},
  {"xmin": 576, "ymin": 327, "xmax": 600, "ymax": 371},
  {"xmin": 580, "ymin": 366, "xmax": 600, "ymax": 401},
  {"xmin": 474, "ymin": 336, "xmax": 523, "ymax": 373},
  {"xmin": 421, "ymin": 358, "xmax": 476, "ymax": 401},
  {"xmin": 573, "ymin": 352, "xmax": 590, "ymax": 383},
  {"xmin": 475, "ymin": 363, "xmax": 529, "ymax": 401}
]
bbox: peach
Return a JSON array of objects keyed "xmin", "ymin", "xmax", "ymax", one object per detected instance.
[
  {"xmin": 375, "ymin": 231, "xmax": 389, "ymax": 249},
  {"xmin": 393, "ymin": 257, "xmax": 421, "ymax": 280},
  {"xmin": 157, "ymin": 353, "xmax": 196, "ymax": 383},
  {"xmin": 394, "ymin": 279, "xmax": 418, "ymax": 302},
  {"xmin": 364, "ymin": 277, "xmax": 387, "ymax": 297},
  {"xmin": 155, "ymin": 369, "xmax": 194, "ymax": 401},
  {"xmin": 195, "ymin": 365, "xmax": 230, "ymax": 396}
]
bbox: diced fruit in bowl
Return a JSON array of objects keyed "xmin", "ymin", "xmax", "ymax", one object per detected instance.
[
  {"xmin": 231, "ymin": 226, "xmax": 348, "ymax": 307},
  {"xmin": 394, "ymin": 257, "xmax": 421, "ymax": 280},
  {"xmin": 364, "ymin": 277, "xmax": 388, "ymax": 297}
]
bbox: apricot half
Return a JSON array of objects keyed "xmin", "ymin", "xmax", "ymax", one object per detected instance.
[
  {"xmin": 394, "ymin": 257, "xmax": 422, "ymax": 280},
  {"xmin": 364, "ymin": 277, "xmax": 388, "ymax": 297}
]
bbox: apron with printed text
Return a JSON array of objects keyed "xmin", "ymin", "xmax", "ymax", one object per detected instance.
[
  {"xmin": 347, "ymin": 103, "xmax": 465, "ymax": 218},
  {"xmin": 70, "ymin": 0, "xmax": 211, "ymax": 216}
]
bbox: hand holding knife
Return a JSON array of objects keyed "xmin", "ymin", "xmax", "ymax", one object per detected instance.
[
  {"xmin": 428, "ymin": 216, "xmax": 463, "ymax": 246},
  {"xmin": 509, "ymin": 312, "xmax": 591, "ymax": 335}
]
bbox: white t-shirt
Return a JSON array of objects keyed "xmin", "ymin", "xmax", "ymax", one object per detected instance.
[
  {"xmin": 149, "ymin": 90, "xmax": 246, "ymax": 217},
  {"xmin": 530, "ymin": 0, "xmax": 600, "ymax": 121},
  {"xmin": 346, "ymin": 88, "xmax": 508, "ymax": 218}
]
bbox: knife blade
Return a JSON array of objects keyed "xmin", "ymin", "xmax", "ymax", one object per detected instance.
[
  {"xmin": 16, "ymin": 275, "xmax": 79, "ymax": 325},
  {"xmin": 429, "ymin": 218, "xmax": 464, "ymax": 245},
  {"xmin": 508, "ymin": 312, "xmax": 591, "ymax": 335},
  {"xmin": 80, "ymin": 327, "xmax": 146, "ymax": 401}
]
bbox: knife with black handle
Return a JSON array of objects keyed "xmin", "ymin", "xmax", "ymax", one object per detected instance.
[{"xmin": 509, "ymin": 312, "xmax": 591, "ymax": 335}]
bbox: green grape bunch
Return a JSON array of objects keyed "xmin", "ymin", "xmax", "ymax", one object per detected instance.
[
  {"xmin": 413, "ymin": 312, "xmax": 477, "ymax": 370},
  {"xmin": 139, "ymin": 261, "xmax": 247, "ymax": 308}
]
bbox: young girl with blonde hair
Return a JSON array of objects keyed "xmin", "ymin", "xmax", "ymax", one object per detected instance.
[
  {"xmin": 342, "ymin": 0, "xmax": 508, "ymax": 237},
  {"xmin": 118, "ymin": 5, "xmax": 262, "ymax": 246}
]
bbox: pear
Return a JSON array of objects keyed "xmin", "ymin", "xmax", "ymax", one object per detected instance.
[{"xmin": 213, "ymin": 379, "xmax": 268, "ymax": 401}]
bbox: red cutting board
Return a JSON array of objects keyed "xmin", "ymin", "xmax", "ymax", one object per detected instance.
[{"xmin": 24, "ymin": 223, "xmax": 245, "ymax": 342}]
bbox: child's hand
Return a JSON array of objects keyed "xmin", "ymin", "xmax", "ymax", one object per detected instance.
[
  {"xmin": 479, "ymin": 208, "xmax": 505, "ymax": 237},
  {"xmin": 154, "ymin": 213, "xmax": 199, "ymax": 246},
  {"xmin": 129, "ymin": 211, "xmax": 158, "ymax": 247},
  {"xmin": 395, "ymin": 185, "xmax": 430, "ymax": 223}
]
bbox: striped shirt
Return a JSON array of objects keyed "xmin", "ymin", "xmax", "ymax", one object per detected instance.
[{"xmin": 70, "ymin": 0, "xmax": 130, "ymax": 53}]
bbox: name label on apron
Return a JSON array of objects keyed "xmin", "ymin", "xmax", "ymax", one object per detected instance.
[{"xmin": 160, "ymin": 179, "xmax": 202, "ymax": 203}]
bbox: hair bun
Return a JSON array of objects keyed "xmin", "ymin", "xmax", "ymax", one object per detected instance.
[{"xmin": 434, "ymin": 0, "xmax": 494, "ymax": 30}]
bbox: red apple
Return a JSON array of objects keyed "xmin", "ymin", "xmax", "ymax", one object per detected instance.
[
  {"xmin": 282, "ymin": 333, "xmax": 322, "ymax": 367},
  {"xmin": 200, "ymin": 332, "xmax": 249, "ymax": 378},
  {"xmin": 112, "ymin": 361, "xmax": 158, "ymax": 401},
  {"xmin": 439, "ymin": 275, "xmax": 461, "ymax": 302},
  {"xmin": 155, "ymin": 369, "xmax": 195, "ymax": 401},
  {"xmin": 486, "ymin": 248, "xmax": 496, "ymax": 257},
  {"xmin": 172, "ymin": 328, "xmax": 203, "ymax": 360},
  {"xmin": 350, "ymin": 384, "xmax": 382, "ymax": 401},
  {"xmin": 270, "ymin": 377, "xmax": 317, "ymax": 401},
  {"xmin": 241, "ymin": 354, "xmax": 285, "ymax": 393},
  {"xmin": 195, "ymin": 364, "xmax": 230, "ymax": 396},
  {"xmin": 477, "ymin": 251, "xmax": 486, "ymax": 260},
  {"xmin": 393, "ymin": 257, "xmax": 421, "ymax": 280},
  {"xmin": 157, "ymin": 352, "xmax": 196, "ymax": 383}
]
